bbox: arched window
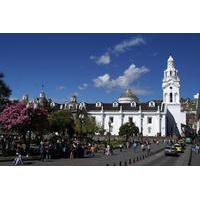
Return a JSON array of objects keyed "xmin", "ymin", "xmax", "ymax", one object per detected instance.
[
  {"xmin": 79, "ymin": 102, "xmax": 86, "ymax": 109},
  {"xmin": 113, "ymin": 102, "xmax": 119, "ymax": 107},
  {"xmin": 149, "ymin": 101, "xmax": 155, "ymax": 107},
  {"xmin": 170, "ymin": 93, "xmax": 173, "ymax": 103},
  {"xmin": 131, "ymin": 101, "xmax": 137, "ymax": 107},
  {"xmin": 96, "ymin": 102, "xmax": 102, "ymax": 107}
]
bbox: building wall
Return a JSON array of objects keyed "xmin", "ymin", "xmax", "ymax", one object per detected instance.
[
  {"xmin": 166, "ymin": 104, "xmax": 186, "ymax": 135},
  {"xmin": 88, "ymin": 110, "xmax": 167, "ymax": 137}
]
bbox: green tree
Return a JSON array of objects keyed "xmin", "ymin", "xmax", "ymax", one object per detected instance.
[
  {"xmin": 48, "ymin": 110, "xmax": 74, "ymax": 137},
  {"xmin": 0, "ymin": 73, "xmax": 12, "ymax": 105},
  {"xmin": 96, "ymin": 126, "xmax": 106, "ymax": 136},
  {"xmin": 119, "ymin": 122, "xmax": 139, "ymax": 141},
  {"xmin": 75, "ymin": 116, "xmax": 97, "ymax": 137}
]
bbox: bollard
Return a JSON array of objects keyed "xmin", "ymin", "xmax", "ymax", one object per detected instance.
[
  {"xmin": 129, "ymin": 159, "xmax": 132, "ymax": 165},
  {"xmin": 106, "ymin": 164, "xmax": 109, "ymax": 166},
  {"xmin": 133, "ymin": 158, "xmax": 135, "ymax": 163},
  {"xmin": 119, "ymin": 161, "xmax": 122, "ymax": 166}
]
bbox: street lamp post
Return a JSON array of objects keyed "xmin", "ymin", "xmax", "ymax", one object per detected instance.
[{"xmin": 79, "ymin": 114, "xmax": 84, "ymax": 140}]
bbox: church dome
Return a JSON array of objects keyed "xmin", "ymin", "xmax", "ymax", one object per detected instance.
[{"xmin": 118, "ymin": 89, "xmax": 139, "ymax": 104}]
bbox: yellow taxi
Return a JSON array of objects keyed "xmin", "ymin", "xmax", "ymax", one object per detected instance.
[{"xmin": 174, "ymin": 143, "xmax": 184, "ymax": 153}]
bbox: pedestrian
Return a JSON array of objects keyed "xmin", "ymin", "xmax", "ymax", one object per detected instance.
[
  {"xmin": 119, "ymin": 144, "xmax": 123, "ymax": 152},
  {"xmin": 90, "ymin": 145, "xmax": 96, "ymax": 157},
  {"xmin": 147, "ymin": 143, "xmax": 151, "ymax": 154},
  {"xmin": 141, "ymin": 144, "xmax": 145, "ymax": 152},
  {"xmin": 44, "ymin": 141, "xmax": 50, "ymax": 161},
  {"xmin": 105, "ymin": 145, "xmax": 111, "ymax": 156},
  {"xmin": 195, "ymin": 144, "xmax": 199, "ymax": 154},
  {"xmin": 133, "ymin": 142, "xmax": 137, "ymax": 152},
  {"xmin": 13, "ymin": 149, "xmax": 23, "ymax": 166},
  {"xmin": 126, "ymin": 141, "xmax": 129, "ymax": 149},
  {"xmin": 39, "ymin": 141, "xmax": 45, "ymax": 161}
]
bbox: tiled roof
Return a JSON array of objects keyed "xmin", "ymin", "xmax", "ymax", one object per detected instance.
[{"xmin": 85, "ymin": 101, "xmax": 163, "ymax": 112}]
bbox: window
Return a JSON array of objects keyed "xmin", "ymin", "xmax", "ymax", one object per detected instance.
[
  {"xmin": 109, "ymin": 117, "xmax": 114, "ymax": 123},
  {"xmin": 170, "ymin": 93, "xmax": 173, "ymax": 103},
  {"xmin": 96, "ymin": 102, "xmax": 102, "ymax": 107},
  {"xmin": 148, "ymin": 127, "xmax": 152, "ymax": 134},
  {"xmin": 50, "ymin": 102, "xmax": 55, "ymax": 107},
  {"xmin": 148, "ymin": 117, "xmax": 152, "ymax": 124},
  {"xmin": 129, "ymin": 117, "xmax": 133, "ymax": 123},
  {"xmin": 69, "ymin": 105, "xmax": 73, "ymax": 110},
  {"xmin": 79, "ymin": 102, "xmax": 86, "ymax": 109},
  {"xmin": 131, "ymin": 101, "xmax": 136, "ymax": 107},
  {"xmin": 113, "ymin": 102, "xmax": 118, "ymax": 107},
  {"xmin": 170, "ymin": 71, "xmax": 172, "ymax": 76},
  {"xmin": 149, "ymin": 101, "xmax": 155, "ymax": 107}
]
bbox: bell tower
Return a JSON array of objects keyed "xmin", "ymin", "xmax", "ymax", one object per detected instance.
[
  {"xmin": 162, "ymin": 55, "xmax": 180, "ymax": 104},
  {"xmin": 162, "ymin": 55, "xmax": 186, "ymax": 136}
]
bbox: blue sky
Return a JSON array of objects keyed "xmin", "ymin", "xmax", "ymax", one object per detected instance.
[{"xmin": 0, "ymin": 33, "xmax": 199, "ymax": 103}]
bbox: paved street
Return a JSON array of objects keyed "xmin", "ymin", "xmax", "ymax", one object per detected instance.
[
  {"xmin": 0, "ymin": 143, "xmax": 165, "ymax": 166},
  {"xmin": 134, "ymin": 145, "xmax": 191, "ymax": 166},
  {"xmin": 0, "ymin": 144, "xmax": 196, "ymax": 166},
  {"xmin": 190, "ymin": 150, "xmax": 200, "ymax": 166}
]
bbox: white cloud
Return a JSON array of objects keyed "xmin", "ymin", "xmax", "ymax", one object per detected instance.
[
  {"xmin": 113, "ymin": 37, "xmax": 146, "ymax": 53},
  {"xmin": 90, "ymin": 53, "xmax": 111, "ymax": 65},
  {"xmin": 78, "ymin": 83, "xmax": 88, "ymax": 90},
  {"xmin": 90, "ymin": 36, "xmax": 145, "ymax": 65},
  {"xmin": 58, "ymin": 86, "xmax": 66, "ymax": 91},
  {"xmin": 93, "ymin": 64, "xmax": 149, "ymax": 90}
]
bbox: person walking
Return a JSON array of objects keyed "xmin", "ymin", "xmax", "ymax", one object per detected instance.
[
  {"xmin": 133, "ymin": 142, "xmax": 137, "ymax": 152},
  {"xmin": 147, "ymin": 143, "xmax": 151, "ymax": 155},
  {"xmin": 105, "ymin": 145, "xmax": 111, "ymax": 156},
  {"xmin": 119, "ymin": 144, "xmax": 123, "ymax": 152},
  {"xmin": 13, "ymin": 149, "xmax": 23, "ymax": 166},
  {"xmin": 195, "ymin": 144, "xmax": 199, "ymax": 154},
  {"xmin": 141, "ymin": 143, "xmax": 145, "ymax": 152}
]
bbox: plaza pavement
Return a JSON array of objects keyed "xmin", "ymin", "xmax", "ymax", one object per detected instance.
[{"xmin": 0, "ymin": 143, "xmax": 165, "ymax": 166}]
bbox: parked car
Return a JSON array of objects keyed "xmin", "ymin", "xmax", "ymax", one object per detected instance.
[
  {"xmin": 165, "ymin": 146, "xmax": 178, "ymax": 156},
  {"xmin": 174, "ymin": 143, "xmax": 184, "ymax": 153}
]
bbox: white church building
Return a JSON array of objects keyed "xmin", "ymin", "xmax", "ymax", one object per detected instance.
[
  {"xmin": 81, "ymin": 55, "xmax": 186, "ymax": 137},
  {"xmin": 22, "ymin": 55, "xmax": 186, "ymax": 137}
]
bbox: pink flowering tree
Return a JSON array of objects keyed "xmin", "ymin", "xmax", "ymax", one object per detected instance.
[{"xmin": 0, "ymin": 102, "xmax": 48, "ymax": 152}]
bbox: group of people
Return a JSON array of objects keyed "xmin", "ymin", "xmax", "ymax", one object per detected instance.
[{"xmin": 38, "ymin": 138, "xmax": 98, "ymax": 162}]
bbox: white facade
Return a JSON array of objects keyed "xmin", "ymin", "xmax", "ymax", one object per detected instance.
[
  {"xmin": 162, "ymin": 55, "xmax": 186, "ymax": 135},
  {"xmin": 86, "ymin": 55, "xmax": 186, "ymax": 137}
]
